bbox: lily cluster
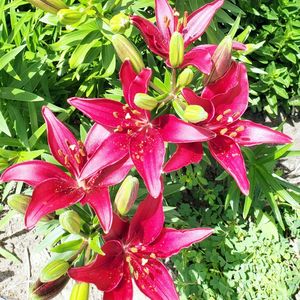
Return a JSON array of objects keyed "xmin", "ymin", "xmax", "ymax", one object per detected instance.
[{"xmin": 0, "ymin": 0, "xmax": 292, "ymax": 299}]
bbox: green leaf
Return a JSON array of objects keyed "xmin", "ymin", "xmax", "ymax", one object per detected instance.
[
  {"xmin": 51, "ymin": 239, "xmax": 83, "ymax": 253},
  {"xmin": 0, "ymin": 246, "xmax": 21, "ymax": 263},
  {"xmin": 0, "ymin": 87, "xmax": 44, "ymax": 102},
  {"xmin": 0, "ymin": 45, "xmax": 25, "ymax": 70}
]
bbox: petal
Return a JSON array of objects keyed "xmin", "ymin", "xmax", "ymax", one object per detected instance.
[
  {"xmin": 181, "ymin": 88, "xmax": 215, "ymax": 124},
  {"xmin": 0, "ymin": 160, "xmax": 70, "ymax": 187},
  {"xmin": 68, "ymin": 97, "xmax": 125, "ymax": 128},
  {"xmin": 104, "ymin": 213, "xmax": 129, "ymax": 242},
  {"xmin": 230, "ymin": 120, "xmax": 292, "ymax": 147},
  {"xmin": 80, "ymin": 133, "xmax": 129, "ymax": 181},
  {"xmin": 163, "ymin": 143, "xmax": 203, "ymax": 173},
  {"xmin": 103, "ymin": 264, "xmax": 133, "ymax": 300},
  {"xmin": 129, "ymin": 128, "xmax": 164, "ymax": 198},
  {"xmin": 68, "ymin": 240, "xmax": 124, "ymax": 292},
  {"xmin": 184, "ymin": 0, "xmax": 224, "ymax": 46},
  {"xmin": 83, "ymin": 187, "xmax": 113, "ymax": 234},
  {"xmin": 195, "ymin": 42, "xmax": 247, "ymax": 56},
  {"xmin": 180, "ymin": 46, "xmax": 212, "ymax": 74},
  {"xmin": 155, "ymin": 0, "xmax": 174, "ymax": 40},
  {"xmin": 96, "ymin": 156, "xmax": 133, "ymax": 187},
  {"xmin": 127, "ymin": 193, "xmax": 164, "ymax": 246},
  {"xmin": 42, "ymin": 107, "xmax": 81, "ymax": 176},
  {"xmin": 131, "ymin": 16, "xmax": 169, "ymax": 58},
  {"xmin": 146, "ymin": 228, "xmax": 213, "ymax": 258},
  {"xmin": 131, "ymin": 257, "xmax": 179, "ymax": 300},
  {"xmin": 84, "ymin": 124, "xmax": 112, "ymax": 158},
  {"xmin": 25, "ymin": 178, "xmax": 84, "ymax": 229},
  {"xmin": 208, "ymin": 136, "xmax": 249, "ymax": 195},
  {"xmin": 156, "ymin": 115, "xmax": 215, "ymax": 143}
]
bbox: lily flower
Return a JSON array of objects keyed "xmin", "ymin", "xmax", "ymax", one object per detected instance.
[
  {"xmin": 0, "ymin": 107, "xmax": 133, "ymax": 232},
  {"xmin": 69, "ymin": 193, "xmax": 213, "ymax": 299},
  {"xmin": 68, "ymin": 60, "xmax": 215, "ymax": 198},
  {"xmin": 164, "ymin": 62, "xmax": 292, "ymax": 195},
  {"xmin": 131, "ymin": 0, "xmax": 225, "ymax": 73}
]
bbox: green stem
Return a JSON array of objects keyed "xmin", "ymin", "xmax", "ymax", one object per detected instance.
[{"xmin": 149, "ymin": 81, "xmax": 165, "ymax": 94}]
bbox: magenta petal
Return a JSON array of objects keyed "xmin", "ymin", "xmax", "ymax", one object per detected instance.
[
  {"xmin": 184, "ymin": 0, "xmax": 224, "ymax": 46},
  {"xmin": 103, "ymin": 264, "xmax": 133, "ymax": 300},
  {"xmin": 155, "ymin": 0, "xmax": 174, "ymax": 40},
  {"xmin": 68, "ymin": 98, "xmax": 125, "ymax": 128},
  {"xmin": 208, "ymin": 136, "xmax": 249, "ymax": 195},
  {"xmin": 42, "ymin": 107, "xmax": 81, "ymax": 176},
  {"xmin": 84, "ymin": 124, "xmax": 112, "ymax": 158},
  {"xmin": 80, "ymin": 133, "xmax": 129, "ymax": 180},
  {"xmin": 231, "ymin": 120, "xmax": 292, "ymax": 147},
  {"xmin": 25, "ymin": 178, "xmax": 84, "ymax": 229},
  {"xmin": 232, "ymin": 41, "xmax": 247, "ymax": 51},
  {"xmin": 130, "ymin": 128, "xmax": 164, "ymax": 198},
  {"xmin": 104, "ymin": 213, "xmax": 129, "ymax": 242},
  {"xmin": 146, "ymin": 228, "xmax": 213, "ymax": 258},
  {"xmin": 180, "ymin": 46, "xmax": 212, "ymax": 74},
  {"xmin": 131, "ymin": 257, "xmax": 179, "ymax": 300},
  {"xmin": 157, "ymin": 115, "xmax": 215, "ymax": 143},
  {"xmin": 68, "ymin": 240, "xmax": 124, "ymax": 292},
  {"xmin": 0, "ymin": 160, "xmax": 70, "ymax": 187},
  {"xmin": 127, "ymin": 194, "xmax": 164, "ymax": 246},
  {"xmin": 131, "ymin": 16, "xmax": 169, "ymax": 58},
  {"xmin": 83, "ymin": 187, "xmax": 112, "ymax": 234},
  {"xmin": 164, "ymin": 143, "xmax": 203, "ymax": 173}
]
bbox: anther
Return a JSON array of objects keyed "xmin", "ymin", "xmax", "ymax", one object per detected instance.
[
  {"xmin": 113, "ymin": 112, "xmax": 119, "ymax": 118},
  {"xmin": 144, "ymin": 267, "xmax": 149, "ymax": 275},
  {"xmin": 229, "ymin": 132, "xmax": 238, "ymax": 138},
  {"xmin": 79, "ymin": 148, "xmax": 86, "ymax": 157},
  {"xmin": 232, "ymin": 112, "xmax": 240, "ymax": 118},
  {"xmin": 183, "ymin": 11, "xmax": 188, "ymax": 27},
  {"xmin": 126, "ymin": 256, "xmax": 131, "ymax": 263},
  {"xmin": 114, "ymin": 125, "xmax": 123, "ymax": 133},
  {"xmin": 64, "ymin": 155, "xmax": 69, "ymax": 165},
  {"xmin": 223, "ymin": 109, "xmax": 232, "ymax": 115},
  {"xmin": 131, "ymin": 110, "xmax": 141, "ymax": 115},
  {"xmin": 134, "ymin": 271, "xmax": 139, "ymax": 280},
  {"xmin": 150, "ymin": 253, "xmax": 156, "ymax": 259},
  {"xmin": 127, "ymin": 129, "xmax": 133, "ymax": 135},
  {"xmin": 236, "ymin": 126, "xmax": 245, "ymax": 132},
  {"xmin": 58, "ymin": 149, "xmax": 64, "ymax": 156},
  {"xmin": 216, "ymin": 115, "xmax": 223, "ymax": 121},
  {"xmin": 220, "ymin": 128, "xmax": 228, "ymax": 135},
  {"xmin": 74, "ymin": 153, "xmax": 81, "ymax": 164},
  {"xmin": 130, "ymin": 247, "xmax": 138, "ymax": 253}
]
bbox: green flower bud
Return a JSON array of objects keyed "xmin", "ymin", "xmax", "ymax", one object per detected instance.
[
  {"xmin": 7, "ymin": 194, "xmax": 31, "ymax": 215},
  {"xmin": 27, "ymin": 0, "xmax": 68, "ymax": 14},
  {"xmin": 176, "ymin": 68, "xmax": 194, "ymax": 89},
  {"xmin": 169, "ymin": 32, "xmax": 184, "ymax": 68},
  {"xmin": 30, "ymin": 275, "xmax": 69, "ymax": 300},
  {"xmin": 70, "ymin": 282, "xmax": 90, "ymax": 300},
  {"xmin": 110, "ymin": 13, "xmax": 130, "ymax": 33},
  {"xmin": 59, "ymin": 210, "xmax": 81, "ymax": 234},
  {"xmin": 57, "ymin": 9, "xmax": 83, "ymax": 25},
  {"xmin": 134, "ymin": 93, "xmax": 158, "ymax": 111},
  {"xmin": 111, "ymin": 34, "xmax": 145, "ymax": 73},
  {"xmin": 183, "ymin": 105, "xmax": 208, "ymax": 124},
  {"xmin": 40, "ymin": 260, "xmax": 70, "ymax": 283},
  {"xmin": 203, "ymin": 36, "xmax": 233, "ymax": 85},
  {"xmin": 115, "ymin": 176, "xmax": 139, "ymax": 216}
]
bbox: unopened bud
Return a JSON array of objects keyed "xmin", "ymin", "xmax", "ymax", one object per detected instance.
[
  {"xmin": 27, "ymin": 0, "xmax": 67, "ymax": 14},
  {"xmin": 112, "ymin": 34, "xmax": 145, "ymax": 73},
  {"xmin": 204, "ymin": 36, "xmax": 233, "ymax": 85},
  {"xmin": 57, "ymin": 9, "xmax": 83, "ymax": 25},
  {"xmin": 115, "ymin": 176, "xmax": 139, "ymax": 215},
  {"xmin": 110, "ymin": 13, "xmax": 130, "ymax": 33},
  {"xmin": 30, "ymin": 275, "xmax": 69, "ymax": 300},
  {"xmin": 169, "ymin": 32, "xmax": 184, "ymax": 68},
  {"xmin": 134, "ymin": 93, "xmax": 158, "ymax": 111},
  {"xmin": 40, "ymin": 260, "xmax": 70, "ymax": 283},
  {"xmin": 184, "ymin": 105, "xmax": 208, "ymax": 124},
  {"xmin": 7, "ymin": 194, "xmax": 31, "ymax": 214},
  {"xmin": 70, "ymin": 282, "xmax": 90, "ymax": 300},
  {"xmin": 177, "ymin": 68, "xmax": 194, "ymax": 88},
  {"xmin": 59, "ymin": 210, "xmax": 81, "ymax": 234}
]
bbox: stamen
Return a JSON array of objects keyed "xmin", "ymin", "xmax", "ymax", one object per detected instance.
[
  {"xmin": 126, "ymin": 256, "xmax": 131, "ymax": 263},
  {"xmin": 122, "ymin": 104, "xmax": 129, "ymax": 111},
  {"xmin": 79, "ymin": 148, "xmax": 86, "ymax": 157},
  {"xmin": 130, "ymin": 247, "xmax": 138, "ymax": 253},
  {"xmin": 64, "ymin": 155, "xmax": 69, "ymax": 165},
  {"xmin": 134, "ymin": 271, "xmax": 139, "ymax": 280},
  {"xmin": 131, "ymin": 110, "xmax": 141, "ymax": 115},
  {"xmin": 77, "ymin": 140, "xmax": 84, "ymax": 147},
  {"xmin": 216, "ymin": 115, "xmax": 223, "ymax": 121},
  {"xmin": 220, "ymin": 128, "xmax": 228, "ymax": 135},
  {"xmin": 224, "ymin": 109, "xmax": 232, "ymax": 115},
  {"xmin": 74, "ymin": 153, "xmax": 81, "ymax": 164},
  {"xmin": 144, "ymin": 267, "xmax": 149, "ymax": 275},
  {"xmin": 229, "ymin": 132, "xmax": 238, "ymax": 138},
  {"xmin": 127, "ymin": 129, "xmax": 133, "ymax": 136},
  {"xmin": 58, "ymin": 149, "xmax": 64, "ymax": 157},
  {"xmin": 236, "ymin": 126, "xmax": 245, "ymax": 132},
  {"xmin": 114, "ymin": 125, "xmax": 123, "ymax": 133},
  {"xmin": 150, "ymin": 253, "xmax": 156, "ymax": 259},
  {"xmin": 183, "ymin": 11, "xmax": 188, "ymax": 27},
  {"xmin": 113, "ymin": 112, "xmax": 119, "ymax": 118},
  {"xmin": 232, "ymin": 112, "xmax": 240, "ymax": 118}
]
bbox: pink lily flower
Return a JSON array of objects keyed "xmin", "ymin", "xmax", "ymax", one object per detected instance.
[
  {"xmin": 68, "ymin": 60, "xmax": 215, "ymax": 198},
  {"xmin": 0, "ymin": 107, "xmax": 133, "ymax": 232},
  {"xmin": 69, "ymin": 193, "xmax": 213, "ymax": 299},
  {"xmin": 164, "ymin": 62, "xmax": 292, "ymax": 195},
  {"xmin": 131, "ymin": 0, "xmax": 225, "ymax": 73}
]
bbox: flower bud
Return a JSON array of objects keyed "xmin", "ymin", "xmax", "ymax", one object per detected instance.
[
  {"xmin": 59, "ymin": 210, "xmax": 81, "ymax": 234},
  {"xmin": 40, "ymin": 260, "xmax": 70, "ymax": 283},
  {"xmin": 110, "ymin": 13, "xmax": 130, "ymax": 33},
  {"xmin": 7, "ymin": 194, "xmax": 31, "ymax": 214},
  {"xmin": 134, "ymin": 93, "xmax": 158, "ymax": 111},
  {"xmin": 176, "ymin": 68, "xmax": 194, "ymax": 89},
  {"xmin": 183, "ymin": 105, "xmax": 208, "ymax": 124},
  {"xmin": 57, "ymin": 9, "xmax": 83, "ymax": 25},
  {"xmin": 30, "ymin": 275, "xmax": 69, "ymax": 300},
  {"xmin": 115, "ymin": 176, "xmax": 139, "ymax": 215},
  {"xmin": 112, "ymin": 34, "xmax": 145, "ymax": 73},
  {"xmin": 70, "ymin": 282, "xmax": 90, "ymax": 300},
  {"xmin": 203, "ymin": 36, "xmax": 233, "ymax": 85},
  {"xmin": 169, "ymin": 32, "xmax": 184, "ymax": 68},
  {"xmin": 0, "ymin": 157, "xmax": 8, "ymax": 171},
  {"xmin": 27, "ymin": 0, "xmax": 67, "ymax": 14}
]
